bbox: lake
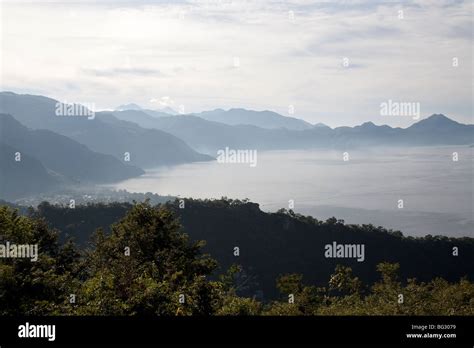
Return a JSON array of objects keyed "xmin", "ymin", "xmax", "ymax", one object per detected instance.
[{"xmin": 112, "ymin": 146, "xmax": 473, "ymax": 237}]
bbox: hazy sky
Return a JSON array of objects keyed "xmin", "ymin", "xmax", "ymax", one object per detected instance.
[{"xmin": 0, "ymin": 0, "xmax": 472, "ymax": 127}]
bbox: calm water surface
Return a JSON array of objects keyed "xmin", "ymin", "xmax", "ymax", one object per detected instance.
[{"xmin": 111, "ymin": 146, "xmax": 473, "ymax": 237}]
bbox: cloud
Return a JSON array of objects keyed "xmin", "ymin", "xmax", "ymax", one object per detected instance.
[
  {"xmin": 82, "ymin": 67, "xmax": 165, "ymax": 77},
  {"xmin": 1, "ymin": 0, "xmax": 471, "ymax": 127},
  {"xmin": 150, "ymin": 96, "xmax": 175, "ymax": 107}
]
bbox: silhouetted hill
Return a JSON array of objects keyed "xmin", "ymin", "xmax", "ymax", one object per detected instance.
[
  {"xmin": 0, "ymin": 113, "xmax": 144, "ymax": 190},
  {"xmin": 403, "ymin": 114, "xmax": 474, "ymax": 145},
  {"xmin": 0, "ymin": 142, "xmax": 60, "ymax": 200},
  {"xmin": 409, "ymin": 114, "xmax": 461, "ymax": 130},
  {"xmin": 31, "ymin": 199, "xmax": 474, "ymax": 299},
  {"xmin": 0, "ymin": 92, "xmax": 213, "ymax": 168}
]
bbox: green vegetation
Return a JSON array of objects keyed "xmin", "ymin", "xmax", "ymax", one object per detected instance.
[
  {"xmin": 35, "ymin": 198, "xmax": 474, "ymax": 299},
  {"xmin": 0, "ymin": 202, "xmax": 472, "ymax": 316}
]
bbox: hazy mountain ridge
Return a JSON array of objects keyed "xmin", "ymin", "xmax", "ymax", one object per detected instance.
[
  {"xmin": 30, "ymin": 198, "xmax": 474, "ymax": 299},
  {"xmin": 116, "ymin": 103, "xmax": 178, "ymax": 115},
  {"xmin": 0, "ymin": 92, "xmax": 213, "ymax": 168},
  {"xmin": 112, "ymin": 108, "xmax": 474, "ymax": 154},
  {"xmin": 2, "ymin": 91, "xmax": 472, "ymax": 162},
  {"xmin": 192, "ymin": 108, "xmax": 314, "ymax": 130},
  {"xmin": 0, "ymin": 142, "xmax": 60, "ymax": 200},
  {"xmin": 0, "ymin": 113, "xmax": 145, "ymax": 199}
]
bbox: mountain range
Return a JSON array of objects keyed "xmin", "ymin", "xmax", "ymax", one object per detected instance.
[
  {"xmin": 1, "ymin": 91, "xmax": 472, "ymax": 199},
  {"xmin": 115, "ymin": 103, "xmax": 178, "ymax": 116},
  {"xmin": 0, "ymin": 113, "xmax": 145, "ymax": 200},
  {"xmin": 0, "ymin": 92, "xmax": 212, "ymax": 168},
  {"xmin": 192, "ymin": 108, "xmax": 314, "ymax": 130},
  {"xmin": 112, "ymin": 108, "xmax": 474, "ymax": 154},
  {"xmin": 33, "ymin": 198, "xmax": 474, "ymax": 299},
  {"xmin": 0, "ymin": 141, "xmax": 59, "ymax": 200}
]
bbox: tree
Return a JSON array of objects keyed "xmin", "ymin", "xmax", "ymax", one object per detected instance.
[
  {"xmin": 266, "ymin": 273, "xmax": 324, "ymax": 315},
  {"xmin": 0, "ymin": 206, "xmax": 80, "ymax": 315},
  {"xmin": 74, "ymin": 201, "xmax": 220, "ymax": 315},
  {"xmin": 328, "ymin": 265, "xmax": 362, "ymax": 296}
]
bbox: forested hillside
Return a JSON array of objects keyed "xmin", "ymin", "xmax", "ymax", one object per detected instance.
[
  {"xmin": 1, "ymin": 202, "xmax": 472, "ymax": 316},
  {"xmin": 32, "ymin": 199, "xmax": 474, "ymax": 299}
]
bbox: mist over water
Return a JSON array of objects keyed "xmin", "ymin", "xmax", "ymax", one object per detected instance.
[{"xmin": 112, "ymin": 146, "xmax": 473, "ymax": 237}]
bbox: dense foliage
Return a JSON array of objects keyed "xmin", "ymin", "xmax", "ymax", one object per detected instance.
[
  {"xmin": 0, "ymin": 202, "xmax": 473, "ymax": 316},
  {"xmin": 34, "ymin": 198, "xmax": 474, "ymax": 299}
]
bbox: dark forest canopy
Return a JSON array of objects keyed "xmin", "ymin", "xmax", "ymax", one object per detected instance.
[
  {"xmin": 0, "ymin": 201, "xmax": 473, "ymax": 315},
  {"xmin": 7, "ymin": 198, "xmax": 473, "ymax": 299}
]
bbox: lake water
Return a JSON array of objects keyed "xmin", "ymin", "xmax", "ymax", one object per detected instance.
[{"xmin": 112, "ymin": 146, "xmax": 473, "ymax": 237}]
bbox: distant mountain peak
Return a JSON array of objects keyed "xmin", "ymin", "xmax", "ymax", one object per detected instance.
[
  {"xmin": 424, "ymin": 114, "xmax": 455, "ymax": 123},
  {"xmin": 313, "ymin": 122, "xmax": 330, "ymax": 129},
  {"xmin": 115, "ymin": 103, "xmax": 143, "ymax": 111},
  {"xmin": 355, "ymin": 121, "xmax": 378, "ymax": 129},
  {"xmin": 410, "ymin": 114, "xmax": 461, "ymax": 128}
]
